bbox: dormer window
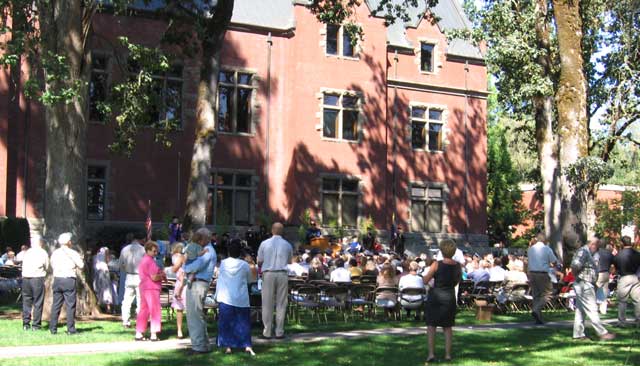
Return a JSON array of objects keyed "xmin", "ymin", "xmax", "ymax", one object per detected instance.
[
  {"xmin": 326, "ymin": 24, "xmax": 355, "ymax": 58},
  {"xmin": 420, "ymin": 42, "xmax": 435, "ymax": 72}
]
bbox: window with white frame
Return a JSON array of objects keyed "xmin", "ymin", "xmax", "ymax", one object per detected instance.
[
  {"xmin": 326, "ymin": 24, "xmax": 356, "ymax": 58},
  {"xmin": 420, "ymin": 42, "xmax": 435, "ymax": 72},
  {"xmin": 89, "ymin": 53, "xmax": 109, "ymax": 122},
  {"xmin": 128, "ymin": 60, "xmax": 183, "ymax": 128},
  {"xmin": 206, "ymin": 172, "xmax": 255, "ymax": 226},
  {"xmin": 411, "ymin": 106, "xmax": 444, "ymax": 151},
  {"xmin": 410, "ymin": 185, "xmax": 445, "ymax": 233},
  {"xmin": 218, "ymin": 70, "xmax": 256, "ymax": 134},
  {"xmin": 321, "ymin": 177, "xmax": 359, "ymax": 228},
  {"xmin": 87, "ymin": 165, "xmax": 107, "ymax": 220},
  {"xmin": 322, "ymin": 92, "xmax": 360, "ymax": 141}
]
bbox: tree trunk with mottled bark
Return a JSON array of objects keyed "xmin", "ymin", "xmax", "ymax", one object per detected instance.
[
  {"xmin": 533, "ymin": 0, "xmax": 563, "ymax": 260},
  {"xmin": 553, "ymin": 0, "xmax": 590, "ymax": 254},
  {"xmin": 38, "ymin": 0, "xmax": 100, "ymax": 317},
  {"xmin": 184, "ymin": 0, "xmax": 235, "ymax": 231}
]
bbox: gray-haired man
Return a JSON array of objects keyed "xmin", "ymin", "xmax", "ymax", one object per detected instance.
[{"xmin": 571, "ymin": 238, "xmax": 615, "ymax": 341}]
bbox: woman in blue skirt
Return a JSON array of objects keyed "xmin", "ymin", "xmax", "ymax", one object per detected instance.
[{"xmin": 215, "ymin": 239, "xmax": 255, "ymax": 356}]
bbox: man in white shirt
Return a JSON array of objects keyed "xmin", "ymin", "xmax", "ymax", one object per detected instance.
[
  {"xmin": 49, "ymin": 233, "xmax": 84, "ymax": 335},
  {"xmin": 527, "ymin": 233, "xmax": 557, "ymax": 324},
  {"xmin": 489, "ymin": 258, "xmax": 506, "ymax": 282},
  {"xmin": 15, "ymin": 244, "xmax": 29, "ymax": 264},
  {"xmin": 21, "ymin": 236, "xmax": 49, "ymax": 331},
  {"xmin": 329, "ymin": 258, "xmax": 351, "ymax": 283},
  {"xmin": 119, "ymin": 232, "xmax": 146, "ymax": 328},
  {"xmin": 257, "ymin": 223, "xmax": 292, "ymax": 339}
]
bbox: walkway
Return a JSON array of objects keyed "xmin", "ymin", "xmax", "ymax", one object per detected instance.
[{"xmin": 0, "ymin": 319, "xmax": 620, "ymax": 359}]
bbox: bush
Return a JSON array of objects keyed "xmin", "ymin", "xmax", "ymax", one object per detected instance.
[{"xmin": 0, "ymin": 217, "xmax": 30, "ymax": 248}]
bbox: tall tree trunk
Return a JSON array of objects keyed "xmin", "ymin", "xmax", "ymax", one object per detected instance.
[
  {"xmin": 38, "ymin": 0, "xmax": 99, "ymax": 317},
  {"xmin": 533, "ymin": 0, "xmax": 563, "ymax": 260},
  {"xmin": 553, "ymin": 0, "xmax": 590, "ymax": 253},
  {"xmin": 535, "ymin": 96, "xmax": 563, "ymax": 259},
  {"xmin": 183, "ymin": 0, "xmax": 235, "ymax": 230}
]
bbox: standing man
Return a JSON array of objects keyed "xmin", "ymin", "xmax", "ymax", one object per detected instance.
[
  {"xmin": 49, "ymin": 233, "xmax": 84, "ymax": 335},
  {"xmin": 258, "ymin": 222, "xmax": 292, "ymax": 339},
  {"xmin": 595, "ymin": 243, "xmax": 614, "ymax": 315},
  {"xmin": 527, "ymin": 233, "xmax": 557, "ymax": 324},
  {"xmin": 21, "ymin": 235, "xmax": 49, "ymax": 331},
  {"xmin": 613, "ymin": 236, "xmax": 639, "ymax": 327},
  {"xmin": 184, "ymin": 227, "xmax": 216, "ymax": 355},
  {"xmin": 119, "ymin": 231, "xmax": 145, "ymax": 328},
  {"xmin": 571, "ymin": 237, "xmax": 616, "ymax": 340}
]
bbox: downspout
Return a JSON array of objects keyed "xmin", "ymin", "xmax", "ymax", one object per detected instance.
[
  {"xmin": 392, "ymin": 51, "xmax": 399, "ymax": 229},
  {"xmin": 22, "ymin": 84, "xmax": 30, "ymax": 218},
  {"xmin": 464, "ymin": 60, "xmax": 470, "ymax": 243},
  {"xmin": 264, "ymin": 32, "xmax": 272, "ymax": 215}
]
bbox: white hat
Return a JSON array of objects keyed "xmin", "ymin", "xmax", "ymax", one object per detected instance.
[
  {"xmin": 58, "ymin": 232, "xmax": 73, "ymax": 245},
  {"xmin": 30, "ymin": 235, "xmax": 42, "ymax": 247}
]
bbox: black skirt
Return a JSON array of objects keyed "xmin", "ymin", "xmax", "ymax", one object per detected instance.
[{"xmin": 425, "ymin": 287, "xmax": 456, "ymax": 327}]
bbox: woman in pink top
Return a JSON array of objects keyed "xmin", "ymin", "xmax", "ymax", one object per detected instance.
[{"xmin": 135, "ymin": 241, "xmax": 166, "ymax": 341}]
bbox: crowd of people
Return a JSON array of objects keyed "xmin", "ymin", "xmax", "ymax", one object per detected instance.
[{"xmin": 8, "ymin": 217, "xmax": 640, "ymax": 363}]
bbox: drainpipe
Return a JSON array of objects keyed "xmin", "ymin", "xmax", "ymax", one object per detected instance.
[
  {"xmin": 392, "ymin": 51, "xmax": 399, "ymax": 230},
  {"xmin": 22, "ymin": 81, "xmax": 30, "ymax": 218},
  {"xmin": 464, "ymin": 60, "xmax": 470, "ymax": 244},
  {"xmin": 264, "ymin": 32, "xmax": 272, "ymax": 215}
]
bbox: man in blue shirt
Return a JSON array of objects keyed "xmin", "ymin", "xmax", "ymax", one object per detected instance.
[{"xmin": 184, "ymin": 227, "xmax": 217, "ymax": 354}]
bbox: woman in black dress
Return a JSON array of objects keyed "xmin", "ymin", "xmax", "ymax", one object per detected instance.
[{"xmin": 423, "ymin": 239, "xmax": 462, "ymax": 363}]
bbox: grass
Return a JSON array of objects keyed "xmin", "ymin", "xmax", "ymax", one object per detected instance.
[
  {"xmin": 6, "ymin": 326, "xmax": 639, "ymax": 366},
  {"xmin": 0, "ymin": 297, "xmax": 587, "ymax": 347}
]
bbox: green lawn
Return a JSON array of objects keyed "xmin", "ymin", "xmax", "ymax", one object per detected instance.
[
  {"xmin": 0, "ymin": 300, "xmax": 588, "ymax": 347},
  {"xmin": 7, "ymin": 327, "xmax": 639, "ymax": 366}
]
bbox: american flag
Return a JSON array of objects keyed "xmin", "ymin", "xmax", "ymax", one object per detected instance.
[{"xmin": 145, "ymin": 200, "xmax": 152, "ymax": 241}]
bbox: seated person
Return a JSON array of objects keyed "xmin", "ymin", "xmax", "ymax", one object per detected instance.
[
  {"xmin": 348, "ymin": 236, "xmax": 361, "ymax": 255},
  {"xmin": 287, "ymin": 256, "xmax": 308, "ymax": 277},
  {"xmin": 308, "ymin": 257, "xmax": 326, "ymax": 281},
  {"xmin": 467, "ymin": 260, "xmax": 490, "ymax": 284},
  {"xmin": 349, "ymin": 258, "xmax": 363, "ymax": 279},
  {"xmin": 399, "ymin": 261, "xmax": 425, "ymax": 296},
  {"xmin": 329, "ymin": 258, "xmax": 351, "ymax": 283},
  {"xmin": 489, "ymin": 258, "xmax": 506, "ymax": 282},
  {"xmin": 376, "ymin": 263, "xmax": 399, "ymax": 314},
  {"xmin": 504, "ymin": 262, "xmax": 529, "ymax": 290}
]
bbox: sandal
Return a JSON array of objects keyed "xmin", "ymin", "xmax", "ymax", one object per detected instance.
[
  {"xmin": 225, "ymin": 348, "xmax": 232, "ymax": 354},
  {"xmin": 150, "ymin": 337, "xmax": 159, "ymax": 342},
  {"xmin": 135, "ymin": 336, "xmax": 148, "ymax": 341},
  {"xmin": 425, "ymin": 357, "xmax": 436, "ymax": 364},
  {"xmin": 245, "ymin": 348, "xmax": 256, "ymax": 356}
]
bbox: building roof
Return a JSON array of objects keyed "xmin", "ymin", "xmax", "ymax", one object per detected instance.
[
  {"xmin": 366, "ymin": 0, "xmax": 483, "ymax": 59},
  {"xmin": 126, "ymin": 0, "xmax": 480, "ymax": 58},
  {"xmin": 231, "ymin": 0, "xmax": 295, "ymax": 31},
  {"xmin": 126, "ymin": 0, "xmax": 295, "ymax": 31}
]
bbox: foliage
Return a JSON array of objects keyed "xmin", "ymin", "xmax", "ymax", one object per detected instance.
[
  {"xmin": 563, "ymin": 156, "xmax": 614, "ymax": 193},
  {"xmin": 487, "ymin": 124, "xmax": 524, "ymax": 244},
  {"xmin": 357, "ymin": 215, "xmax": 376, "ymax": 242},
  {"xmin": 0, "ymin": 217, "xmax": 30, "ymax": 248},
  {"xmin": 297, "ymin": 209, "xmax": 312, "ymax": 244},
  {"xmin": 255, "ymin": 211, "xmax": 275, "ymax": 229},
  {"xmin": 104, "ymin": 37, "xmax": 178, "ymax": 155},
  {"xmin": 308, "ymin": 0, "xmax": 438, "ymax": 47},
  {"xmin": 606, "ymin": 143, "xmax": 640, "ymax": 185},
  {"xmin": 594, "ymin": 190, "xmax": 640, "ymax": 242},
  {"xmin": 327, "ymin": 218, "xmax": 346, "ymax": 241}
]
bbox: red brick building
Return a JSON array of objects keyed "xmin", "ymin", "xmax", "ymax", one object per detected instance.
[{"xmin": 0, "ymin": 0, "xmax": 488, "ymax": 251}]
